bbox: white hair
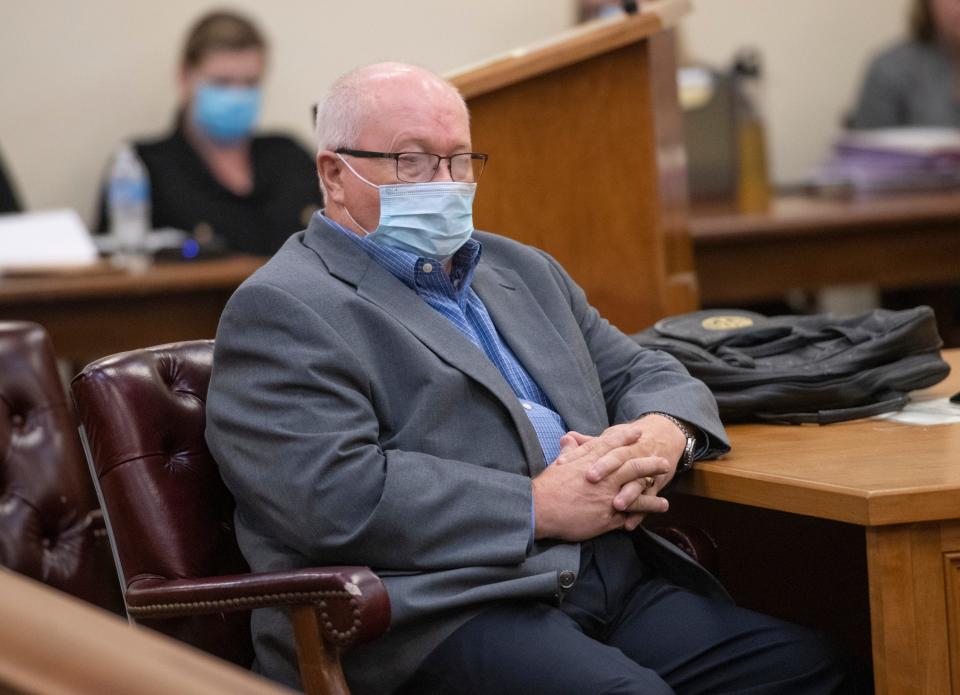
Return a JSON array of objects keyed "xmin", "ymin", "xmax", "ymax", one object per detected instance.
[
  {"xmin": 314, "ymin": 70, "xmax": 369, "ymax": 154},
  {"xmin": 315, "ymin": 62, "xmax": 468, "ymax": 154},
  {"xmin": 314, "ymin": 63, "xmax": 469, "ymax": 199}
]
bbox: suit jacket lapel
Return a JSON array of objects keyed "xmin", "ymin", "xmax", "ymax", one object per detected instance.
[
  {"xmin": 472, "ymin": 262, "xmax": 608, "ymax": 437},
  {"xmin": 304, "ymin": 218, "xmax": 545, "ymax": 474}
]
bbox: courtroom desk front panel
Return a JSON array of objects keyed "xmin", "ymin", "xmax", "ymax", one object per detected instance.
[
  {"xmin": 0, "ymin": 256, "xmax": 264, "ymax": 364},
  {"xmin": 691, "ymin": 191, "xmax": 960, "ymax": 306},
  {"xmin": 652, "ymin": 496, "xmax": 873, "ymax": 668}
]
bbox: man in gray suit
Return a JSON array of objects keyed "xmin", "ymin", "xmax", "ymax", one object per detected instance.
[{"xmin": 206, "ymin": 63, "xmax": 854, "ymax": 694}]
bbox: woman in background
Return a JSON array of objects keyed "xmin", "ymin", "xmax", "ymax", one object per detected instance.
[
  {"xmin": 96, "ymin": 10, "xmax": 322, "ymax": 255},
  {"xmin": 848, "ymin": 0, "xmax": 960, "ymax": 347},
  {"xmin": 850, "ymin": 0, "xmax": 960, "ymax": 128}
]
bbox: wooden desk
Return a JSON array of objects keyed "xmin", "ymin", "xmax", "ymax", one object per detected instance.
[
  {"xmin": 672, "ymin": 350, "xmax": 960, "ymax": 694},
  {"xmin": 0, "ymin": 256, "xmax": 264, "ymax": 363},
  {"xmin": 691, "ymin": 191, "xmax": 960, "ymax": 306}
]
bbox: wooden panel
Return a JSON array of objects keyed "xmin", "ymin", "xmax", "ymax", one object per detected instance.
[
  {"xmin": 0, "ymin": 292, "xmax": 229, "ymax": 364},
  {"xmin": 696, "ymin": 223, "xmax": 960, "ymax": 304},
  {"xmin": 450, "ymin": 0, "xmax": 688, "ymax": 99},
  {"xmin": 691, "ymin": 192, "xmax": 960, "ymax": 304},
  {"xmin": 943, "ymin": 523, "xmax": 960, "ymax": 694},
  {"xmin": 0, "ymin": 256, "xmax": 263, "ymax": 302},
  {"xmin": 649, "ymin": 30, "xmax": 698, "ymax": 316},
  {"xmin": 866, "ymin": 524, "xmax": 951, "ymax": 694},
  {"xmin": 653, "ymin": 495, "xmax": 874, "ymax": 665},
  {"xmin": 945, "ymin": 553, "xmax": 960, "ymax": 694},
  {"xmin": 464, "ymin": 31, "xmax": 693, "ymax": 332},
  {"xmin": 0, "ymin": 256, "xmax": 263, "ymax": 363},
  {"xmin": 446, "ymin": 0, "xmax": 691, "ymax": 99},
  {"xmin": 692, "ymin": 191, "xmax": 960, "ymax": 240},
  {"xmin": 0, "ymin": 569, "xmax": 289, "ymax": 694}
]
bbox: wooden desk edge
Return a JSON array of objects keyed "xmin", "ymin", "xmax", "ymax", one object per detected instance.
[
  {"xmin": 448, "ymin": 0, "xmax": 689, "ymax": 99},
  {"xmin": 0, "ymin": 569, "xmax": 291, "ymax": 694},
  {"xmin": 690, "ymin": 191, "xmax": 960, "ymax": 243},
  {"xmin": 674, "ymin": 465, "xmax": 960, "ymax": 527},
  {"xmin": 0, "ymin": 255, "xmax": 266, "ymax": 303}
]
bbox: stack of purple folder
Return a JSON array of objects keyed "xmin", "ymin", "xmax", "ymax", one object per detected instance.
[{"xmin": 814, "ymin": 127, "xmax": 960, "ymax": 194}]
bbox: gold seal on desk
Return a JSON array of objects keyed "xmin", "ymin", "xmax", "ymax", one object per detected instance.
[{"xmin": 702, "ymin": 316, "xmax": 754, "ymax": 331}]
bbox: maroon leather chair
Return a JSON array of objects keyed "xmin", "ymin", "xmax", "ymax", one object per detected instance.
[
  {"xmin": 71, "ymin": 340, "xmax": 389, "ymax": 695},
  {"xmin": 71, "ymin": 339, "xmax": 718, "ymax": 695},
  {"xmin": 0, "ymin": 321, "xmax": 122, "ymax": 611}
]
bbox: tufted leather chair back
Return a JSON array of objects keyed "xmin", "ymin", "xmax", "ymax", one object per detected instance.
[
  {"xmin": 0, "ymin": 321, "xmax": 121, "ymax": 610},
  {"xmin": 71, "ymin": 340, "xmax": 253, "ymax": 667}
]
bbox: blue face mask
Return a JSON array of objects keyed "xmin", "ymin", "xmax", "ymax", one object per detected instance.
[
  {"xmin": 338, "ymin": 155, "xmax": 476, "ymax": 260},
  {"xmin": 191, "ymin": 84, "xmax": 262, "ymax": 143}
]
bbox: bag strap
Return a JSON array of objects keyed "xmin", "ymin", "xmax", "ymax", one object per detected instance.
[
  {"xmin": 753, "ymin": 392, "xmax": 910, "ymax": 425},
  {"xmin": 724, "ymin": 324, "xmax": 871, "ymax": 359}
]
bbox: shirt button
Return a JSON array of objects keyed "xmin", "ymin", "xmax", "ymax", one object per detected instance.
[
  {"xmin": 422, "ymin": 262, "xmax": 433, "ymax": 273},
  {"xmin": 521, "ymin": 402, "xmax": 532, "ymax": 410},
  {"xmin": 558, "ymin": 570, "xmax": 576, "ymax": 589}
]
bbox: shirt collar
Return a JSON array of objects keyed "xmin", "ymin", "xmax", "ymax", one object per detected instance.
[{"xmin": 319, "ymin": 211, "xmax": 482, "ymax": 296}]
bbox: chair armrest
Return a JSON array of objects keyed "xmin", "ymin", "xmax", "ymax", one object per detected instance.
[{"xmin": 126, "ymin": 567, "xmax": 389, "ymax": 648}]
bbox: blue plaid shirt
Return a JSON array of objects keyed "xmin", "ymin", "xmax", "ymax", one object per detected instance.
[{"xmin": 322, "ymin": 213, "xmax": 568, "ymax": 465}]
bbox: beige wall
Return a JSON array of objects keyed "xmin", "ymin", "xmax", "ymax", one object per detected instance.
[
  {"xmin": 682, "ymin": 0, "xmax": 911, "ymax": 184},
  {"xmin": 0, "ymin": 1, "xmax": 573, "ymax": 226},
  {"xmin": 0, "ymin": 0, "xmax": 914, "ymax": 226}
]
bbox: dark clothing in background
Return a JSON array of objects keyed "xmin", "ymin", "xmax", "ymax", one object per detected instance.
[
  {"xmin": 0, "ymin": 147, "xmax": 22, "ymax": 214},
  {"xmin": 95, "ymin": 120, "xmax": 322, "ymax": 256}
]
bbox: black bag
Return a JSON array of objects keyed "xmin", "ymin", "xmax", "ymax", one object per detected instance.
[{"xmin": 631, "ymin": 306, "xmax": 951, "ymax": 424}]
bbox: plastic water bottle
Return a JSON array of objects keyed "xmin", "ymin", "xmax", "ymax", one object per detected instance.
[{"xmin": 108, "ymin": 144, "xmax": 151, "ymax": 267}]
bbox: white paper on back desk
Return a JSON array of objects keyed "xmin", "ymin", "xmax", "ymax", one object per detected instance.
[{"xmin": 0, "ymin": 209, "xmax": 99, "ymax": 270}]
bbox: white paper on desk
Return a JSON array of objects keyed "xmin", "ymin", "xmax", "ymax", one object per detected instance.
[
  {"xmin": 873, "ymin": 396, "xmax": 960, "ymax": 425},
  {"xmin": 0, "ymin": 209, "xmax": 98, "ymax": 269}
]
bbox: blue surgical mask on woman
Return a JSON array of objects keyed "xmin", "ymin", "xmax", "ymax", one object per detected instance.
[
  {"xmin": 338, "ymin": 154, "xmax": 476, "ymax": 260},
  {"xmin": 192, "ymin": 83, "xmax": 262, "ymax": 142}
]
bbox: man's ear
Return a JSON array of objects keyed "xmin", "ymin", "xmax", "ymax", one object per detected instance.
[{"xmin": 317, "ymin": 151, "xmax": 346, "ymax": 205}]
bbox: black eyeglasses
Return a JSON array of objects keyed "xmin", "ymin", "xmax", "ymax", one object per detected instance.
[{"xmin": 336, "ymin": 149, "xmax": 488, "ymax": 183}]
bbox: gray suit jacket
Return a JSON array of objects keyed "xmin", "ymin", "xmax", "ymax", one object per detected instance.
[{"xmin": 205, "ymin": 216, "xmax": 731, "ymax": 694}]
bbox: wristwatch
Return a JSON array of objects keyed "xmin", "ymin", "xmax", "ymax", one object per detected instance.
[{"xmin": 643, "ymin": 412, "xmax": 698, "ymax": 473}]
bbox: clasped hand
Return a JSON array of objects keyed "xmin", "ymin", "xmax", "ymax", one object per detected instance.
[{"xmin": 532, "ymin": 416, "xmax": 685, "ymax": 541}]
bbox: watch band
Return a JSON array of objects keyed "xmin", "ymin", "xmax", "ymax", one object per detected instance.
[{"xmin": 642, "ymin": 412, "xmax": 697, "ymax": 472}]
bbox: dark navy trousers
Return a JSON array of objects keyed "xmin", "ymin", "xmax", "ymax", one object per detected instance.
[{"xmin": 398, "ymin": 535, "xmax": 860, "ymax": 694}]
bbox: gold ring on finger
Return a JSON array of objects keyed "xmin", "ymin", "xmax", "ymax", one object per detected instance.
[{"xmin": 643, "ymin": 476, "xmax": 655, "ymax": 489}]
